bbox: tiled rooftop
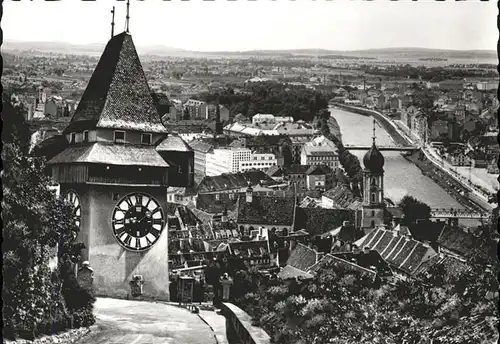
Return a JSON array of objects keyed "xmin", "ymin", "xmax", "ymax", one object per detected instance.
[{"xmin": 64, "ymin": 33, "xmax": 167, "ymax": 134}]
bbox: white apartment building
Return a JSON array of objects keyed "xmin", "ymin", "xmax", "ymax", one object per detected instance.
[
  {"xmin": 206, "ymin": 148, "xmax": 279, "ymax": 176},
  {"xmin": 206, "ymin": 148, "xmax": 252, "ymax": 176},
  {"xmin": 239, "ymin": 153, "xmax": 278, "ymax": 172}
]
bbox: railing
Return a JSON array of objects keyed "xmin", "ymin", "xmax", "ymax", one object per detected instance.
[
  {"xmin": 221, "ymin": 303, "xmax": 271, "ymax": 344},
  {"xmin": 344, "ymin": 144, "xmax": 419, "ymax": 152},
  {"xmin": 430, "ymin": 208, "xmax": 490, "ymax": 219}
]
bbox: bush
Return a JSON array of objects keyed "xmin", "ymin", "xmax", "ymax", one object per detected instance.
[{"xmin": 72, "ymin": 308, "xmax": 96, "ymax": 328}]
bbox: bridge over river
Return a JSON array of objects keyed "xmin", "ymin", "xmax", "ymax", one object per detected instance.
[
  {"xmin": 344, "ymin": 144, "xmax": 420, "ymax": 152},
  {"xmin": 430, "ymin": 208, "xmax": 491, "ymax": 220}
]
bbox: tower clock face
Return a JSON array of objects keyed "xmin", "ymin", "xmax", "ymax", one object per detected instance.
[
  {"xmin": 64, "ymin": 190, "xmax": 81, "ymax": 228},
  {"xmin": 111, "ymin": 193, "xmax": 165, "ymax": 251}
]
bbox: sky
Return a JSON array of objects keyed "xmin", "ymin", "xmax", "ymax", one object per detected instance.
[{"xmin": 3, "ymin": 0, "xmax": 498, "ymax": 52}]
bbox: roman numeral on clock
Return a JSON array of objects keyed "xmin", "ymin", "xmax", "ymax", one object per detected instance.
[
  {"xmin": 123, "ymin": 234, "xmax": 132, "ymax": 247},
  {"xmin": 113, "ymin": 218, "xmax": 125, "ymax": 225},
  {"xmin": 125, "ymin": 197, "xmax": 134, "ymax": 208},
  {"xmin": 135, "ymin": 194, "xmax": 143, "ymax": 205}
]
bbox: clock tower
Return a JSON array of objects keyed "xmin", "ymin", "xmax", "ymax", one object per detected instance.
[
  {"xmin": 361, "ymin": 120, "xmax": 386, "ymax": 229},
  {"xmin": 47, "ymin": 30, "xmax": 190, "ymax": 300}
]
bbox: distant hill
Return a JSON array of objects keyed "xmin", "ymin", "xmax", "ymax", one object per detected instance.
[
  {"xmin": 3, "ymin": 40, "xmax": 496, "ymax": 62},
  {"xmin": 202, "ymin": 47, "xmax": 496, "ymax": 60},
  {"xmin": 3, "ymin": 40, "xmax": 187, "ymax": 57}
]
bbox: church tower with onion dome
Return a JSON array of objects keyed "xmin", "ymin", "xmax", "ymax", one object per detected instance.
[{"xmin": 361, "ymin": 120, "xmax": 386, "ymax": 229}]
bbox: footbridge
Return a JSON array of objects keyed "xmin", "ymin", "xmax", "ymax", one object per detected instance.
[
  {"xmin": 430, "ymin": 208, "xmax": 490, "ymax": 220},
  {"xmin": 344, "ymin": 144, "xmax": 420, "ymax": 152}
]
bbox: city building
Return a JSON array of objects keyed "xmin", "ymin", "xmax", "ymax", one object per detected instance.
[
  {"xmin": 447, "ymin": 151, "xmax": 471, "ymax": 166},
  {"xmin": 300, "ymin": 135, "xmax": 339, "ymax": 168},
  {"xmin": 185, "ymin": 99, "xmax": 208, "ymax": 119},
  {"xmin": 239, "ymin": 152, "xmax": 278, "ymax": 172},
  {"xmin": 236, "ymin": 186, "xmax": 296, "ymax": 237},
  {"xmin": 189, "ymin": 140, "xmax": 214, "ymax": 178},
  {"xmin": 205, "ymin": 148, "xmax": 252, "ymax": 176}
]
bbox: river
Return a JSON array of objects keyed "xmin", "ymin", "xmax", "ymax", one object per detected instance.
[{"xmin": 330, "ymin": 107, "xmax": 466, "ymax": 210}]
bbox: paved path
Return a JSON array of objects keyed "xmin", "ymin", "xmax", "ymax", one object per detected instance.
[
  {"xmin": 75, "ymin": 298, "xmax": 221, "ymax": 344},
  {"xmin": 198, "ymin": 309, "xmax": 229, "ymax": 344}
]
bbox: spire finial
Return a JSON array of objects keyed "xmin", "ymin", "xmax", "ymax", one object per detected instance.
[
  {"xmin": 372, "ymin": 119, "xmax": 376, "ymax": 145},
  {"xmin": 125, "ymin": 0, "xmax": 130, "ymax": 33},
  {"xmin": 111, "ymin": 6, "xmax": 115, "ymax": 38}
]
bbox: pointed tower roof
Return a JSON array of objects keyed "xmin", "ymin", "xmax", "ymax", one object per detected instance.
[{"xmin": 64, "ymin": 32, "xmax": 167, "ymax": 134}]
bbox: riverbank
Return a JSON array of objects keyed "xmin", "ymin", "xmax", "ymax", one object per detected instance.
[
  {"xmin": 331, "ymin": 104, "xmax": 493, "ymax": 213},
  {"xmin": 404, "ymin": 151, "xmax": 485, "ymax": 212},
  {"xmin": 331, "ymin": 103, "xmax": 413, "ymax": 147}
]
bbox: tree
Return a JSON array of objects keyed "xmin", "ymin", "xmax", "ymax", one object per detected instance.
[
  {"xmin": 398, "ymin": 195, "xmax": 431, "ymax": 225},
  {"xmin": 2, "ymin": 92, "xmax": 31, "ymax": 155},
  {"xmin": 3, "ymin": 95, "xmax": 95, "ymax": 340}
]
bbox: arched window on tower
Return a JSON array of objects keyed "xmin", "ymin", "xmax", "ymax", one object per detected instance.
[
  {"xmin": 371, "ymin": 193, "xmax": 376, "ymax": 203},
  {"xmin": 371, "ymin": 220, "xmax": 375, "ymax": 228},
  {"xmin": 371, "ymin": 177, "xmax": 377, "ymax": 186},
  {"xmin": 371, "ymin": 210, "xmax": 375, "ymax": 217}
]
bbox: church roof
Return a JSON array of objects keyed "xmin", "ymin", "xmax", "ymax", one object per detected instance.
[
  {"xmin": 47, "ymin": 142, "xmax": 169, "ymax": 167},
  {"xmin": 64, "ymin": 32, "xmax": 167, "ymax": 134},
  {"xmin": 363, "ymin": 142, "xmax": 385, "ymax": 172}
]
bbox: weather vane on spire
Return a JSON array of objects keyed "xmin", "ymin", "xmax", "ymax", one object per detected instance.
[
  {"xmin": 372, "ymin": 119, "xmax": 377, "ymax": 145},
  {"xmin": 125, "ymin": 0, "xmax": 130, "ymax": 33},
  {"xmin": 111, "ymin": 6, "xmax": 115, "ymax": 38}
]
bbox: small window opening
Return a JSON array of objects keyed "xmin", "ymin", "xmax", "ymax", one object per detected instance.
[
  {"xmin": 141, "ymin": 133, "xmax": 152, "ymax": 145},
  {"xmin": 114, "ymin": 131, "xmax": 126, "ymax": 143}
]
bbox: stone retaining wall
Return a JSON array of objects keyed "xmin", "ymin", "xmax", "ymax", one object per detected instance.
[{"xmin": 221, "ymin": 302, "xmax": 270, "ymax": 344}]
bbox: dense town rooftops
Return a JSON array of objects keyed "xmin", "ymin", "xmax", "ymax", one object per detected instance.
[
  {"xmin": 355, "ymin": 228, "xmax": 437, "ymax": 276},
  {"xmin": 47, "ymin": 142, "xmax": 169, "ymax": 167},
  {"xmin": 322, "ymin": 185, "xmax": 362, "ymax": 210},
  {"xmin": 294, "ymin": 208, "xmax": 356, "ymax": 236},
  {"xmin": 196, "ymin": 193, "xmax": 238, "ymax": 214},
  {"xmin": 64, "ymin": 32, "xmax": 167, "ymax": 134},
  {"xmin": 197, "ymin": 171, "xmax": 277, "ymax": 193},
  {"xmin": 309, "ymin": 253, "xmax": 377, "ymax": 281},
  {"xmin": 413, "ymin": 254, "xmax": 468, "ymax": 282},
  {"xmin": 229, "ymin": 240, "xmax": 270, "ymax": 258},
  {"xmin": 237, "ymin": 195, "xmax": 295, "ymax": 226},
  {"xmin": 436, "ymin": 225, "xmax": 480, "ymax": 259},
  {"xmin": 286, "ymin": 243, "xmax": 320, "ymax": 272}
]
